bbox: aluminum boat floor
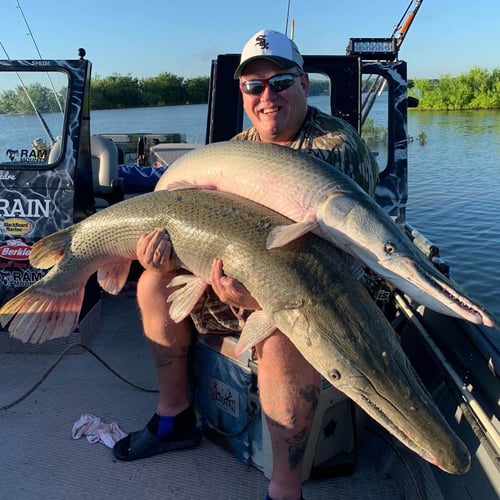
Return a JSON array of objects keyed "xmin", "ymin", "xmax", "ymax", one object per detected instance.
[{"xmin": 0, "ymin": 295, "xmax": 444, "ymax": 500}]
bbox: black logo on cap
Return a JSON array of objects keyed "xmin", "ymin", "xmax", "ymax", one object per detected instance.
[{"xmin": 255, "ymin": 35, "xmax": 269, "ymax": 50}]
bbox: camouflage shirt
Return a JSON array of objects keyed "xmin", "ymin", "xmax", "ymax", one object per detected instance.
[
  {"xmin": 232, "ymin": 105, "xmax": 379, "ymax": 197},
  {"xmin": 190, "ymin": 105, "xmax": 379, "ymax": 335}
]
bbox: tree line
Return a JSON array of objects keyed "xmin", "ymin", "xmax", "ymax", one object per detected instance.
[
  {"xmin": 409, "ymin": 67, "xmax": 499, "ymax": 110},
  {"xmin": 0, "ymin": 67, "xmax": 497, "ymax": 114},
  {"xmin": 90, "ymin": 73, "xmax": 209, "ymax": 109}
]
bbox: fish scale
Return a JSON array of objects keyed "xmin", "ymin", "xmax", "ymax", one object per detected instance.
[{"xmin": 0, "ymin": 188, "xmax": 470, "ymax": 474}]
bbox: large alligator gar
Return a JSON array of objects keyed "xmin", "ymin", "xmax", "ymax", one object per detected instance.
[
  {"xmin": 0, "ymin": 189, "xmax": 470, "ymax": 474},
  {"xmin": 156, "ymin": 140, "xmax": 496, "ymax": 327}
]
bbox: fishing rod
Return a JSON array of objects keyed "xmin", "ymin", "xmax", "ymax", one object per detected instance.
[
  {"xmin": 16, "ymin": 0, "xmax": 64, "ymax": 114},
  {"xmin": 361, "ymin": 0, "xmax": 423, "ymax": 125},
  {"xmin": 392, "ymin": 0, "xmax": 423, "ymax": 48},
  {"xmin": 0, "ymin": 40, "xmax": 56, "ymax": 143}
]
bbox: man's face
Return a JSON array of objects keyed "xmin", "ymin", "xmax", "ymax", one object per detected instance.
[{"xmin": 239, "ymin": 59, "xmax": 309, "ymax": 144}]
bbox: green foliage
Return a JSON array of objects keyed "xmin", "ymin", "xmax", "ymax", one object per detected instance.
[
  {"xmin": 141, "ymin": 72, "xmax": 186, "ymax": 107},
  {"xmin": 0, "ymin": 72, "xmax": 210, "ymax": 113},
  {"xmin": 410, "ymin": 67, "xmax": 500, "ymax": 110},
  {"xmin": 361, "ymin": 118, "xmax": 387, "ymax": 143},
  {"xmin": 90, "ymin": 72, "xmax": 209, "ymax": 110},
  {"xmin": 4, "ymin": 66, "xmax": 497, "ymax": 114},
  {"xmin": 0, "ymin": 82, "xmax": 64, "ymax": 114},
  {"xmin": 184, "ymin": 77, "xmax": 210, "ymax": 104},
  {"xmin": 91, "ymin": 74, "xmax": 142, "ymax": 109},
  {"xmin": 309, "ymin": 79, "xmax": 329, "ymax": 96}
]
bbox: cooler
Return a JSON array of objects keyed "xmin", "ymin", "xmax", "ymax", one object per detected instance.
[{"xmin": 194, "ymin": 333, "xmax": 366, "ymax": 481}]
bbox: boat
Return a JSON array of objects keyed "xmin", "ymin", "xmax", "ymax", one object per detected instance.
[
  {"xmin": 0, "ymin": 19, "xmax": 498, "ymax": 500},
  {"xmin": 97, "ymin": 132, "xmax": 201, "ymax": 195}
]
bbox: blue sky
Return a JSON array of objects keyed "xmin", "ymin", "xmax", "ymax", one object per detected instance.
[{"xmin": 2, "ymin": 0, "xmax": 498, "ymax": 80}]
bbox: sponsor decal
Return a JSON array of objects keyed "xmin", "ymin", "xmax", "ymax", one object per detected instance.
[
  {"xmin": 0, "ymin": 198, "xmax": 51, "ymax": 218},
  {"xmin": 30, "ymin": 60, "xmax": 50, "ymax": 66},
  {"xmin": 0, "ymin": 239, "xmax": 32, "ymax": 261},
  {"xmin": 1, "ymin": 218, "xmax": 33, "ymax": 236},
  {"xmin": 5, "ymin": 148, "xmax": 47, "ymax": 162},
  {"xmin": 0, "ymin": 267, "xmax": 46, "ymax": 288},
  {"xmin": 0, "ymin": 171, "xmax": 16, "ymax": 181}
]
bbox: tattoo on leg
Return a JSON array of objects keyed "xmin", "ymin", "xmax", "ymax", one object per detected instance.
[
  {"xmin": 148, "ymin": 342, "xmax": 189, "ymax": 369},
  {"xmin": 287, "ymin": 427, "xmax": 309, "ymax": 470},
  {"xmin": 300, "ymin": 384, "xmax": 319, "ymax": 420}
]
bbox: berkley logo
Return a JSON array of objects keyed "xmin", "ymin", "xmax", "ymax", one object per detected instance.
[{"xmin": 0, "ymin": 239, "xmax": 32, "ymax": 261}]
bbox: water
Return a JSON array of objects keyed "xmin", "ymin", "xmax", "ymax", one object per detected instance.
[
  {"xmin": 406, "ymin": 110, "xmax": 500, "ymax": 320},
  {"xmin": 91, "ymin": 104, "xmax": 209, "ymax": 144}
]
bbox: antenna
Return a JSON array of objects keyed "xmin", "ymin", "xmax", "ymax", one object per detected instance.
[
  {"xmin": 284, "ymin": 0, "xmax": 291, "ymax": 36},
  {"xmin": 16, "ymin": 0, "xmax": 64, "ymax": 114},
  {"xmin": 0, "ymin": 40, "xmax": 55, "ymax": 142}
]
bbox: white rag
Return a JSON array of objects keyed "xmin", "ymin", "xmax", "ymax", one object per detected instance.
[{"xmin": 72, "ymin": 414, "xmax": 127, "ymax": 448}]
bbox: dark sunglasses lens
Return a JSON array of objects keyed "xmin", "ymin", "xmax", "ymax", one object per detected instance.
[
  {"xmin": 269, "ymin": 74, "xmax": 295, "ymax": 92},
  {"xmin": 242, "ymin": 81, "xmax": 265, "ymax": 95},
  {"xmin": 241, "ymin": 74, "xmax": 298, "ymax": 95}
]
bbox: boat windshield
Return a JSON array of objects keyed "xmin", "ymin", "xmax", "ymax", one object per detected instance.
[{"xmin": 0, "ymin": 68, "xmax": 67, "ymax": 168}]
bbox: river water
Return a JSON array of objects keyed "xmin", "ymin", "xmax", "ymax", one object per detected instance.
[{"xmin": 89, "ymin": 101, "xmax": 500, "ymax": 321}]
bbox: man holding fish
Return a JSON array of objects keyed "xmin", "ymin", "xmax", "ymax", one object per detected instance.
[{"xmin": 114, "ymin": 29, "xmax": 378, "ymax": 500}]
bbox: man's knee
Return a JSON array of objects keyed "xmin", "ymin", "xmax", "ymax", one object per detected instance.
[
  {"xmin": 255, "ymin": 330, "xmax": 296, "ymax": 359},
  {"xmin": 137, "ymin": 269, "xmax": 175, "ymax": 298}
]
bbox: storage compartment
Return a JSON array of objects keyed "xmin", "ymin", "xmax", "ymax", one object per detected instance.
[{"xmin": 194, "ymin": 333, "xmax": 366, "ymax": 480}]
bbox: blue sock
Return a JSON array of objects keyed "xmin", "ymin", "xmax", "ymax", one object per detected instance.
[
  {"xmin": 157, "ymin": 415, "xmax": 175, "ymax": 438},
  {"xmin": 147, "ymin": 407, "xmax": 195, "ymax": 439},
  {"xmin": 147, "ymin": 413, "xmax": 174, "ymax": 439}
]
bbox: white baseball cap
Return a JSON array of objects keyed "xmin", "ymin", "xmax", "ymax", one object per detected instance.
[{"xmin": 234, "ymin": 29, "xmax": 304, "ymax": 79}]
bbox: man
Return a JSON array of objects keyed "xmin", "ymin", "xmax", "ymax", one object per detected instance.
[{"xmin": 113, "ymin": 29, "xmax": 378, "ymax": 500}]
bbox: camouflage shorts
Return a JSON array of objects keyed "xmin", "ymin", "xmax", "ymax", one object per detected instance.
[{"xmin": 189, "ymin": 287, "xmax": 251, "ymax": 335}]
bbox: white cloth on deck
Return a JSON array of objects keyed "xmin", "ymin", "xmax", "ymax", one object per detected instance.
[{"xmin": 72, "ymin": 414, "xmax": 127, "ymax": 448}]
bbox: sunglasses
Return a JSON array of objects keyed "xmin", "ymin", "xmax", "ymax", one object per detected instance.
[{"xmin": 240, "ymin": 73, "xmax": 302, "ymax": 96}]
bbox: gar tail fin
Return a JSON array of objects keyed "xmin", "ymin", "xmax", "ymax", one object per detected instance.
[{"xmin": 0, "ymin": 281, "xmax": 84, "ymax": 343}]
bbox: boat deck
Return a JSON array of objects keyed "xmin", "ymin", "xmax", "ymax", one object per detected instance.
[{"xmin": 0, "ymin": 294, "xmax": 449, "ymax": 499}]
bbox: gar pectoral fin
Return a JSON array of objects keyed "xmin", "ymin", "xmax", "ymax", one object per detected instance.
[
  {"xmin": 29, "ymin": 228, "xmax": 72, "ymax": 269},
  {"xmin": 266, "ymin": 220, "xmax": 318, "ymax": 249},
  {"xmin": 166, "ymin": 274, "xmax": 209, "ymax": 323},
  {"xmin": 234, "ymin": 310, "xmax": 277, "ymax": 355},
  {"xmin": 97, "ymin": 260, "xmax": 132, "ymax": 295}
]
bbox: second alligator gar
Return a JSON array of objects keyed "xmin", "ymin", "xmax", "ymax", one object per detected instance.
[
  {"xmin": 156, "ymin": 140, "xmax": 495, "ymax": 327},
  {"xmin": 0, "ymin": 189, "xmax": 470, "ymax": 474}
]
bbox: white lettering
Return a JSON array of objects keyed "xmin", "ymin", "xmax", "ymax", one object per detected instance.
[{"xmin": 0, "ymin": 198, "xmax": 51, "ymax": 217}]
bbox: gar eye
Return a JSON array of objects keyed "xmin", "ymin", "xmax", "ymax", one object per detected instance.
[{"xmin": 384, "ymin": 242, "xmax": 397, "ymax": 254}]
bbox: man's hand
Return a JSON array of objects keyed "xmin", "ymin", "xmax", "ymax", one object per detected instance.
[
  {"xmin": 210, "ymin": 258, "xmax": 260, "ymax": 310},
  {"xmin": 136, "ymin": 228, "xmax": 179, "ymax": 274}
]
